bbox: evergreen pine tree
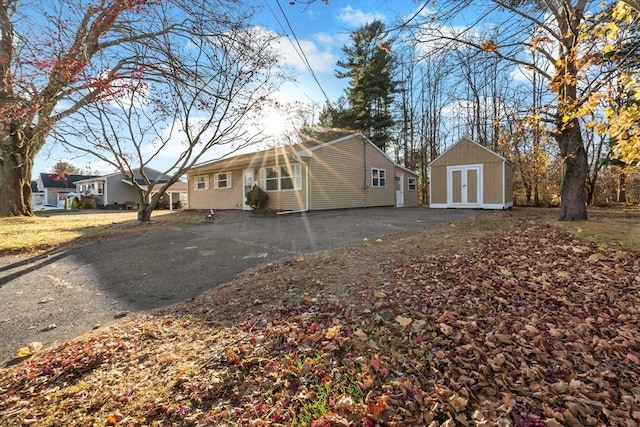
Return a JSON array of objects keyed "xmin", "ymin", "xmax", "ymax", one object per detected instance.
[{"xmin": 336, "ymin": 20, "xmax": 397, "ymax": 151}]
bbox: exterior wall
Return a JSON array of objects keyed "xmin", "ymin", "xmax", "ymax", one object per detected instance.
[
  {"xmin": 429, "ymin": 166, "xmax": 448, "ymax": 205},
  {"xmin": 429, "ymin": 138, "xmax": 513, "ymax": 209},
  {"xmin": 188, "ymin": 170, "xmax": 244, "ymax": 210},
  {"xmin": 43, "ymin": 187, "xmax": 72, "ymax": 205},
  {"xmin": 104, "ymin": 175, "xmax": 140, "ymax": 206},
  {"xmin": 482, "ymin": 161, "xmax": 504, "ymax": 205},
  {"xmin": 430, "ymin": 138, "xmax": 499, "ymax": 167},
  {"xmin": 186, "ymin": 134, "xmax": 417, "ymax": 211},
  {"xmin": 309, "ymin": 135, "xmax": 394, "ymax": 210},
  {"xmin": 259, "ymin": 161, "xmax": 308, "ymax": 211},
  {"xmin": 395, "ymin": 166, "xmax": 419, "ymax": 207},
  {"xmin": 188, "ymin": 164, "xmax": 308, "ymax": 211}
]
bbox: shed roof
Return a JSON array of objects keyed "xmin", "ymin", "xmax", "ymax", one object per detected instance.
[{"xmin": 429, "ymin": 137, "xmax": 511, "ymax": 167}]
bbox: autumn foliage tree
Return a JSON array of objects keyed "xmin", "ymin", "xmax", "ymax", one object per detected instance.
[
  {"xmin": 0, "ymin": 0, "xmax": 271, "ymax": 218},
  {"xmin": 411, "ymin": 0, "xmax": 640, "ymax": 220}
]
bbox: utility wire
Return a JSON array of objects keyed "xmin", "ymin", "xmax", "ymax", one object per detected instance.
[{"xmin": 270, "ymin": 0, "xmax": 333, "ymax": 106}]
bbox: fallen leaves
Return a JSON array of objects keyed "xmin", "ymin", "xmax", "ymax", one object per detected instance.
[{"xmin": 1, "ymin": 221, "xmax": 640, "ymax": 426}]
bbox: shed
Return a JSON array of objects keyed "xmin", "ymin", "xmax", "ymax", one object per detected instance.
[{"xmin": 429, "ymin": 137, "xmax": 513, "ymax": 209}]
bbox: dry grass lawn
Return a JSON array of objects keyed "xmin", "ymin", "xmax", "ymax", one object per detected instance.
[{"xmin": 0, "ymin": 210, "xmax": 203, "ymax": 254}]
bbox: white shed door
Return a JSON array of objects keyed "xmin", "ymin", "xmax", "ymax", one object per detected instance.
[{"xmin": 447, "ymin": 165, "xmax": 482, "ymax": 208}]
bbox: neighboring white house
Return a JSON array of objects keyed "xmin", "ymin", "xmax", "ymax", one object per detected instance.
[
  {"xmin": 73, "ymin": 167, "xmax": 188, "ymax": 210},
  {"xmin": 34, "ymin": 173, "xmax": 100, "ymax": 208}
]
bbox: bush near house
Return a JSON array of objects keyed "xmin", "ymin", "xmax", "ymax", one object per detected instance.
[{"xmin": 246, "ymin": 185, "xmax": 269, "ymax": 210}]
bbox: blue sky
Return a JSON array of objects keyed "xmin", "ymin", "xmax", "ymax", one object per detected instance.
[{"xmin": 33, "ymin": 1, "xmax": 422, "ymax": 177}]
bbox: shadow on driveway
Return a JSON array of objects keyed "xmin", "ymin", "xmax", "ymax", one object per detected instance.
[{"xmin": 0, "ymin": 207, "xmax": 489, "ymax": 363}]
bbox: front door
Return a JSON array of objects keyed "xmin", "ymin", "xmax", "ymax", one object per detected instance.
[
  {"xmin": 447, "ymin": 165, "xmax": 481, "ymax": 207},
  {"xmin": 395, "ymin": 174, "xmax": 404, "ymax": 207},
  {"xmin": 243, "ymin": 168, "xmax": 256, "ymax": 210}
]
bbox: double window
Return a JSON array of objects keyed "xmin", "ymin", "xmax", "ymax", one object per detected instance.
[
  {"xmin": 260, "ymin": 164, "xmax": 301, "ymax": 191},
  {"xmin": 214, "ymin": 172, "xmax": 232, "ymax": 189},
  {"xmin": 371, "ymin": 168, "xmax": 386, "ymax": 188},
  {"xmin": 194, "ymin": 175, "xmax": 209, "ymax": 190}
]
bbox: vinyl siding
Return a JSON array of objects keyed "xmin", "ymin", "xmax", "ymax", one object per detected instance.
[
  {"xmin": 309, "ymin": 135, "xmax": 394, "ymax": 210},
  {"xmin": 430, "ymin": 166, "xmax": 447, "ymax": 204},
  {"xmin": 397, "ymin": 166, "xmax": 419, "ymax": 207},
  {"xmin": 429, "ymin": 137, "xmax": 513, "ymax": 208},
  {"xmin": 187, "ymin": 164, "xmax": 307, "ymax": 211},
  {"xmin": 105, "ymin": 175, "xmax": 140, "ymax": 204},
  {"xmin": 261, "ymin": 162, "xmax": 308, "ymax": 211},
  {"xmin": 188, "ymin": 170, "xmax": 244, "ymax": 210},
  {"xmin": 430, "ymin": 138, "xmax": 500, "ymax": 167},
  {"xmin": 186, "ymin": 134, "xmax": 419, "ymax": 211},
  {"xmin": 482, "ymin": 162, "xmax": 504, "ymax": 204}
]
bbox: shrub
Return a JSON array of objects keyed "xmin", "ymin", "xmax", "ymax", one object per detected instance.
[{"xmin": 246, "ymin": 185, "xmax": 269, "ymax": 210}]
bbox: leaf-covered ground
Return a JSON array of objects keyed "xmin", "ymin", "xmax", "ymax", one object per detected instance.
[{"xmin": 1, "ymin": 216, "xmax": 639, "ymax": 426}]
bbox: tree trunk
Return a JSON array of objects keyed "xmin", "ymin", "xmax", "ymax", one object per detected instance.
[
  {"xmin": 557, "ymin": 120, "xmax": 588, "ymax": 221},
  {"xmin": 0, "ymin": 140, "xmax": 33, "ymax": 217},
  {"xmin": 137, "ymin": 202, "xmax": 153, "ymax": 222},
  {"xmin": 617, "ymin": 169, "xmax": 627, "ymax": 203}
]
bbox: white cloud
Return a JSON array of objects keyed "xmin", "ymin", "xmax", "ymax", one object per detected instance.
[
  {"xmin": 276, "ymin": 35, "xmax": 338, "ymax": 74},
  {"xmin": 336, "ymin": 6, "xmax": 385, "ymax": 27}
]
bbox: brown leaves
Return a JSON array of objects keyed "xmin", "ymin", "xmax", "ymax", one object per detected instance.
[
  {"xmin": 480, "ymin": 40, "xmax": 498, "ymax": 52},
  {"xmin": 1, "ymin": 221, "xmax": 640, "ymax": 426}
]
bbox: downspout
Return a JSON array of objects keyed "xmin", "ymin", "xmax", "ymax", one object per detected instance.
[
  {"xmin": 305, "ymin": 161, "xmax": 309, "ymax": 211},
  {"xmin": 363, "ymin": 138, "xmax": 368, "ymax": 207}
]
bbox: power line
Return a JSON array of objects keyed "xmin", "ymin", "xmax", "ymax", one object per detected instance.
[{"xmin": 269, "ymin": 0, "xmax": 333, "ymax": 106}]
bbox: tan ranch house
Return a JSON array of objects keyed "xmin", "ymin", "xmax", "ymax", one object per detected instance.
[{"xmin": 187, "ymin": 133, "xmax": 419, "ymax": 212}]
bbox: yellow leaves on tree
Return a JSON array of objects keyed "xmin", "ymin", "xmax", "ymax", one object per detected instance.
[{"xmin": 608, "ymin": 103, "xmax": 640, "ymax": 165}]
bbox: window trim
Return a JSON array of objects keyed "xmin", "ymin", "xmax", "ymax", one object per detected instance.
[
  {"xmin": 214, "ymin": 172, "xmax": 232, "ymax": 189},
  {"xmin": 371, "ymin": 168, "xmax": 387, "ymax": 188},
  {"xmin": 260, "ymin": 163, "xmax": 302, "ymax": 192},
  {"xmin": 408, "ymin": 177, "xmax": 417, "ymax": 191},
  {"xmin": 194, "ymin": 174, "xmax": 209, "ymax": 190}
]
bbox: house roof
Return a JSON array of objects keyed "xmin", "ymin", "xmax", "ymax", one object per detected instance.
[
  {"xmin": 189, "ymin": 133, "xmax": 419, "ymax": 176},
  {"xmin": 38, "ymin": 173, "xmax": 100, "ymax": 188},
  {"xmin": 74, "ymin": 167, "xmax": 173, "ymax": 185}
]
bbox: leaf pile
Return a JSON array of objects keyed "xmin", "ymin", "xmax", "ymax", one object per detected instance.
[{"xmin": 1, "ymin": 222, "xmax": 639, "ymax": 426}]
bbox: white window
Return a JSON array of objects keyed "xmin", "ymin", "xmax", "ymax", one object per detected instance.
[
  {"xmin": 408, "ymin": 178, "xmax": 417, "ymax": 191},
  {"xmin": 260, "ymin": 164, "xmax": 302, "ymax": 192},
  {"xmin": 194, "ymin": 175, "xmax": 209, "ymax": 190},
  {"xmin": 214, "ymin": 172, "xmax": 232, "ymax": 189},
  {"xmin": 372, "ymin": 168, "xmax": 386, "ymax": 188},
  {"xmin": 97, "ymin": 182, "xmax": 104, "ymax": 194}
]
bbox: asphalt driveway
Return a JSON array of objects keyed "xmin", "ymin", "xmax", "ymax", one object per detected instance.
[{"xmin": 0, "ymin": 207, "xmax": 487, "ymax": 363}]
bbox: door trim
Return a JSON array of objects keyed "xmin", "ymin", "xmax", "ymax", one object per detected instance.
[
  {"xmin": 395, "ymin": 173, "xmax": 404, "ymax": 207},
  {"xmin": 242, "ymin": 168, "xmax": 256, "ymax": 210},
  {"xmin": 446, "ymin": 164, "xmax": 482, "ymax": 208}
]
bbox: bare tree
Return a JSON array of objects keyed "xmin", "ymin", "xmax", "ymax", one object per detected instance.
[
  {"xmin": 54, "ymin": 24, "xmax": 283, "ymax": 222},
  {"xmin": 0, "ymin": 0, "xmax": 266, "ymax": 217}
]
